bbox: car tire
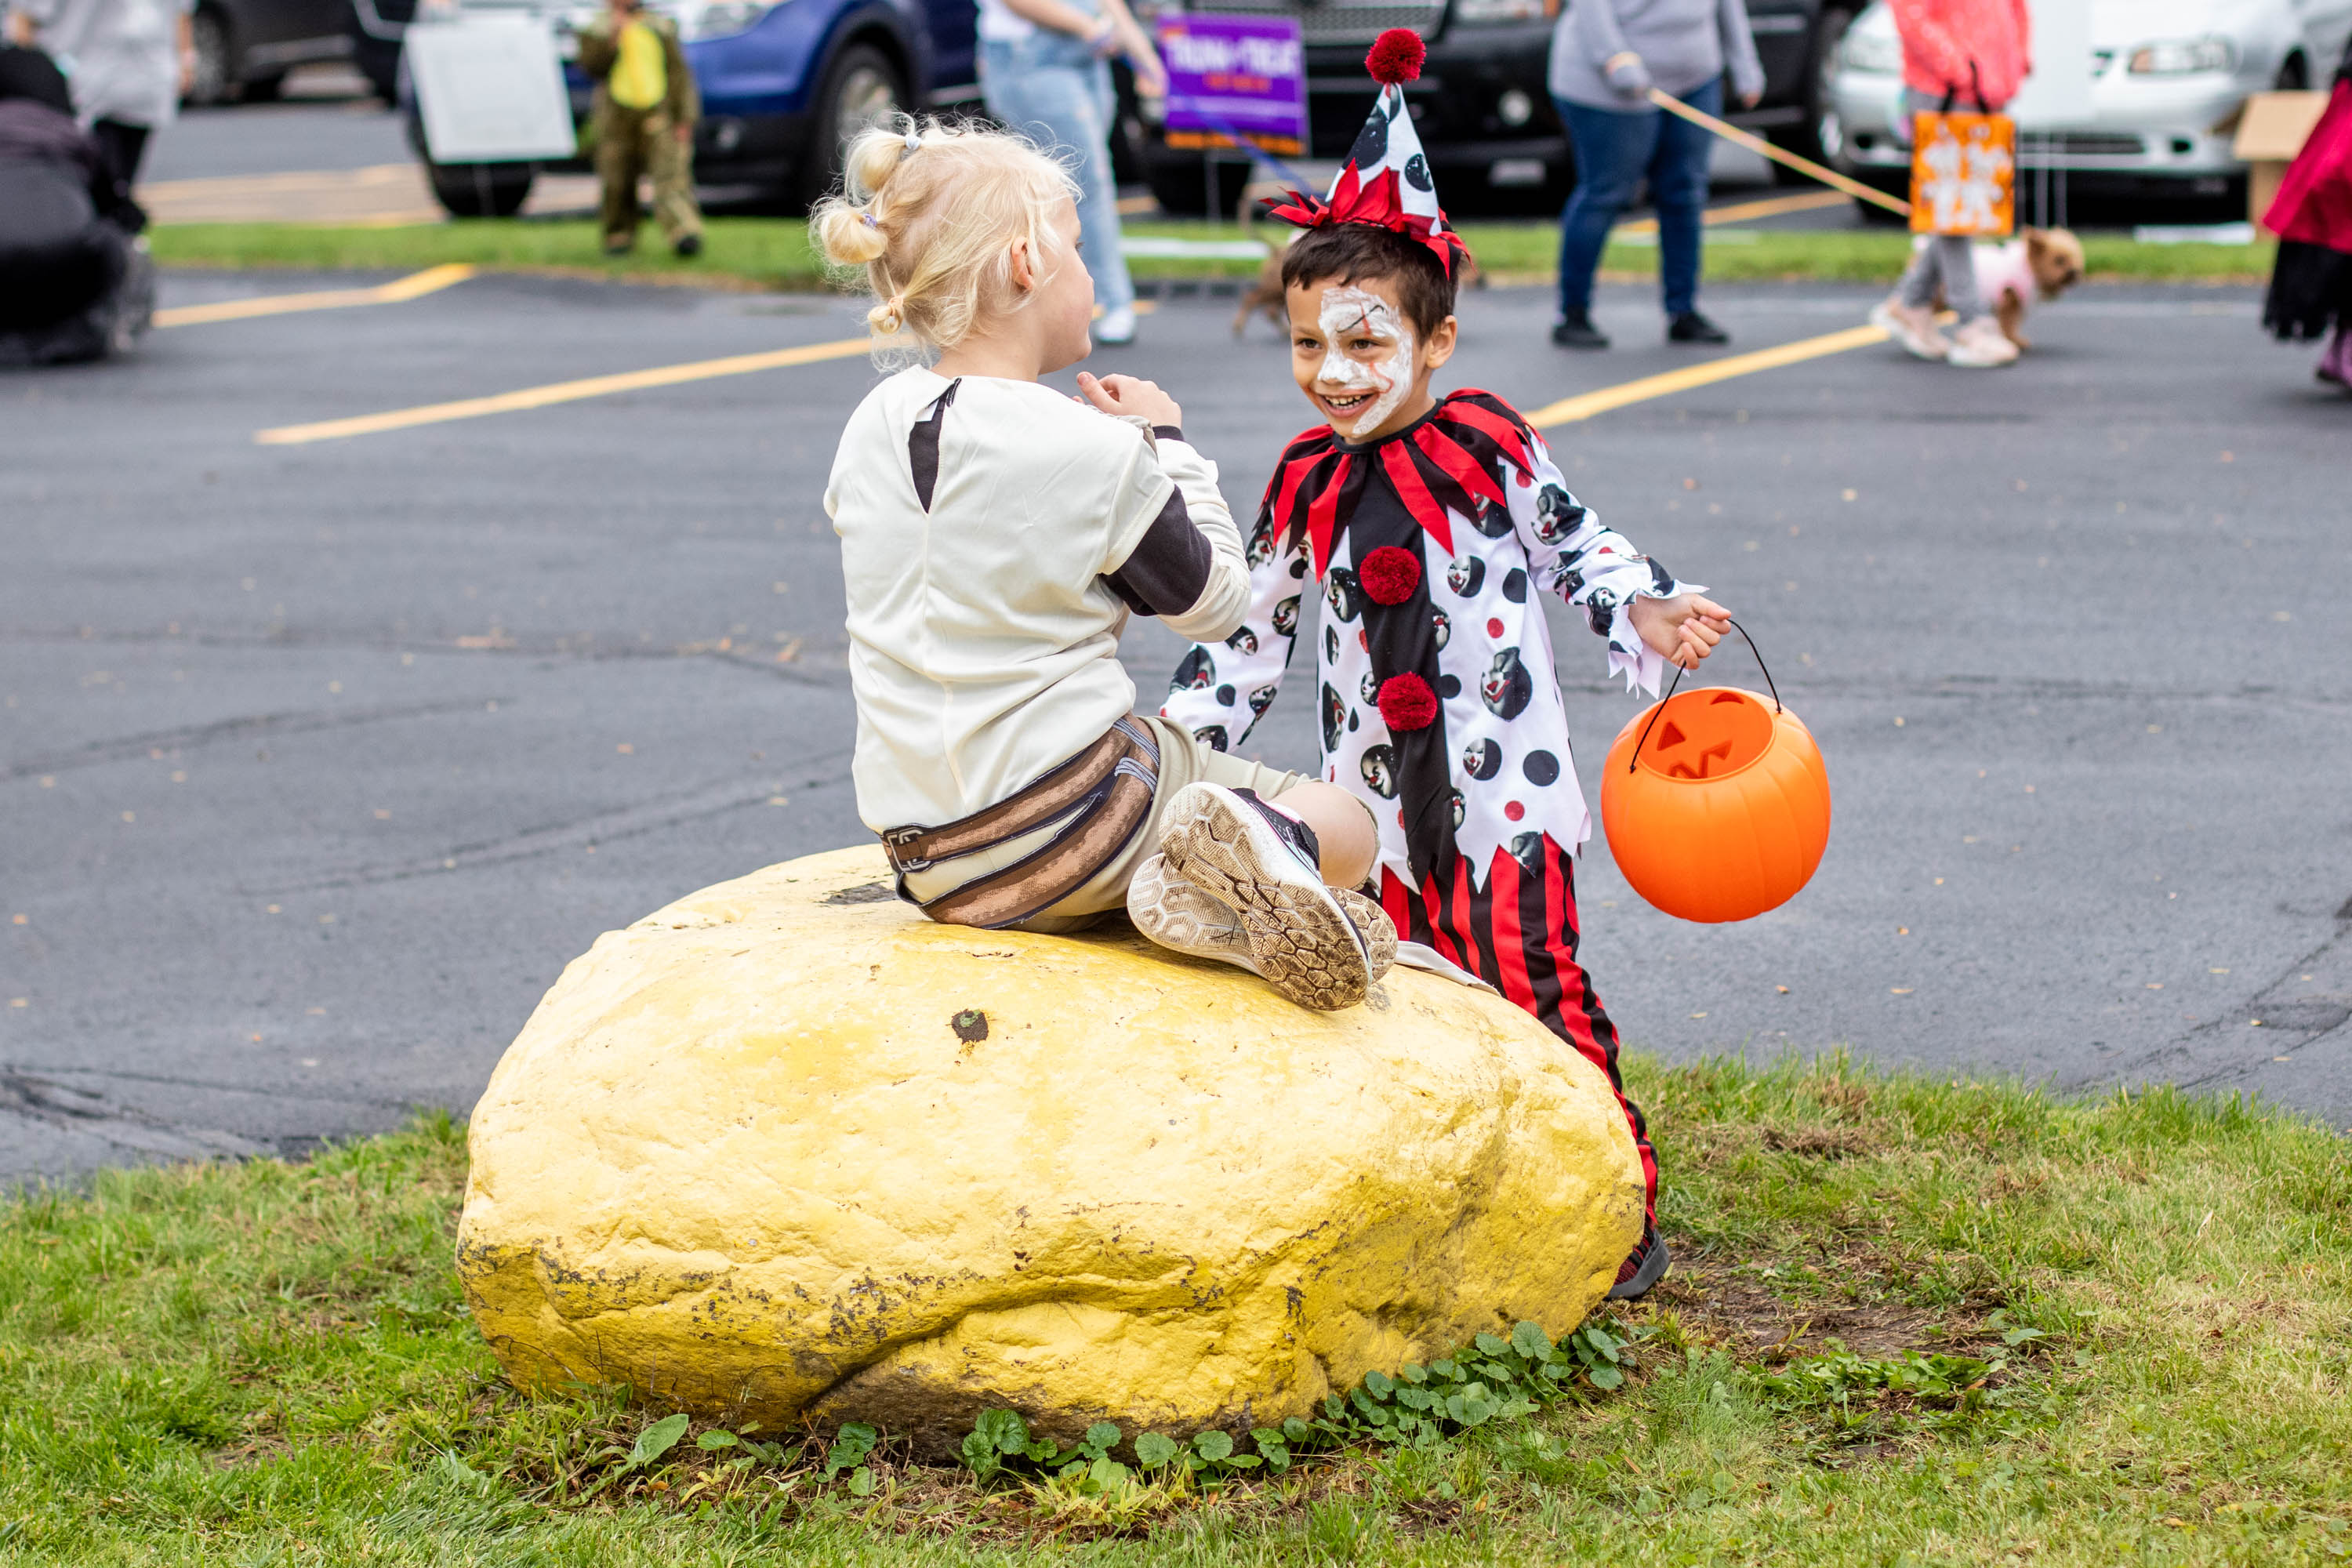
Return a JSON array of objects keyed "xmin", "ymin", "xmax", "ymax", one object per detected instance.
[
  {"xmin": 797, "ymin": 42, "xmax": 907, "ymax": 212},
  {"xmin": 1143, "ymin": 154, "xmax": 1250, "ymax": 218},
  {"xmin": 427, "ymin": 162, "xmax": 535, "ymax": 217},
  {"xmin": 186, "ymin": 7, "xmax": 235, "ymax": 107},
  {"xmin": 1771, "ymin": 5, "xmax": 1854, "ymax": 184}
]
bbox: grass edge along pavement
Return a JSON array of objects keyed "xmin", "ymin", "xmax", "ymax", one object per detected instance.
[
  {"xmin": 144, "ymin": 217, "xmax": 2279, "ymax": 294},
  {"xmin": 6, "ymin": 1056, "xmax": 2350, "ymax": 1564}
]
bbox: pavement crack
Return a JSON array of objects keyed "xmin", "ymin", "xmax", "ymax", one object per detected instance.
[
  {"xmin": 4, "ymin": 697, "xmax": 501, "ymax": 781},
  {"xmin": 254, "ymin": 756, "xmax": 852, "ymax": 892},
  {"xmin": 0, "ymin": 1069, "xmax": 268, "ymax": 1163},
  {"xmin": 2093, "ymin": 898, "xmax": 2352, "ymax": 1093}
]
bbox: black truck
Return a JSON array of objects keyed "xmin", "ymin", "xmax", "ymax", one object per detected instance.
[{"xmin": 1134, "ymin": 0, "xmax": 1856, "ymax": 216}]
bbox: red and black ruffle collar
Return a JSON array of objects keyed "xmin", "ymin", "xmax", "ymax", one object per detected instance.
[{"xmin": 1261, "ymin": 389, "xmax": 1539, "ymax": 577}]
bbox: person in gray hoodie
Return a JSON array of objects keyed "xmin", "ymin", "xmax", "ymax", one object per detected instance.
[{"xmin": 1547, "ymin": 0, "xmax": 1763, "ymax": 349}]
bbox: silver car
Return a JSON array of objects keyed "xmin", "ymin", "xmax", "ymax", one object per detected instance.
[{"xmin": 1825, "ymin": 0, "xmax": 2352, "ymax": 210}]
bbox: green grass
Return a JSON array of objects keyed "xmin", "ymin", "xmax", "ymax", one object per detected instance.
[
  {"xmin": 7, "ymin": 1059, "xmax": 2349, "ymax": 1564},
  {"xmin": 144, "ymin": 217, "xmax": 2276, "ymax": 292}
]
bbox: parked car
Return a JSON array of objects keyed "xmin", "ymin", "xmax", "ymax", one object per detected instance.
[
  {"xmin": 379, "ymin": 0, "xmax": 976, "ymax": 216},
  {"xmin": 1132, "ymin": 0, "xmax": 1861, "ymax": 217},
  {"xmin": 186, "ymin": 0, "xmax": 357, "ymax": 103},
  {"xmin": 1825, "ymin": 0, "xmax": 2352, "ymax": 216}
]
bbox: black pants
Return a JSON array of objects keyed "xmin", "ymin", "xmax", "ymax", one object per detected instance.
[{"xmin": 89, "ymin": 118, "xmax": 150, "ymax": 205}]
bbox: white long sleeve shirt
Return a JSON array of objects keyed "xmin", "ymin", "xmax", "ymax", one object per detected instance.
[{"xmin": 826, "ymin": 367, "xmax": 1247, "ymax": 834}]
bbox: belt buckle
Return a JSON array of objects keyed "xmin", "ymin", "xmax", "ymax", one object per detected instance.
[{"xmin": 880, "ymin": 826, "xmax": 932, "ymax": 873}]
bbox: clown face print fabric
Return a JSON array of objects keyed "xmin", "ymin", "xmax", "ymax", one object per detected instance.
[{"xmin": 1161, "ymin": 393, "xmax": 1700, "ymax": 891}]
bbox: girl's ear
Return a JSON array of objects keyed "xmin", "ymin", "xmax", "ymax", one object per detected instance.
[
  {"xmin": 1007, "ymin": 236, "xmax": 1034, "ymax": 294},
  {"xmin": 1421, "ymin": 314, "xmax": 1460, "ymax": 371}
]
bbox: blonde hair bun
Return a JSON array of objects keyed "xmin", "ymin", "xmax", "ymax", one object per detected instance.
[{"xmin": 808, "ymin": 114, "xmax": 1080, "ymax": 360}]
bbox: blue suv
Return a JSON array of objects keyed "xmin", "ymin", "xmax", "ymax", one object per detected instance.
[{"xmin": 365, "ymin": 0, "xmax": 978, "ymax": 215}]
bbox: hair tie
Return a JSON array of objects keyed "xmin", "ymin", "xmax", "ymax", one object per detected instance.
[
  {"xmin": 861, "ymin": 211, "xmax": 879, "ymax": 229},
  {"xmin": 900, "ymin": 129, "xmax": 921, "ymax": 158}
]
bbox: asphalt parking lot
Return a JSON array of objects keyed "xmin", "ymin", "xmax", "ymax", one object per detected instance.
[{"xmin": 4, "ymin": 267, "xmax": 2348, "ymax": 1182}]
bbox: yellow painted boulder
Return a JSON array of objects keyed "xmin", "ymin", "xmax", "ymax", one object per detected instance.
[{"xmin": 458, "ymin": 845, "xmax": 1644, "ymax": 1452}]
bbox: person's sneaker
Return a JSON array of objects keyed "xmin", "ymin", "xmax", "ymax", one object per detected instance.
[
  {"xmin": 674, "ymin": 233, "xmax": 703, "ymax": 259},
  {"xmin": 1944, "ymin": 316, "xmax": 2020, "ymax": 368},
  {"xmin": 1551, "ymin": 314, "xmax": 1609, "ymax": 350},
  {"xmin": 1666, "ymin": 310, "xmax": 1729, "ymax": 344},
  {"xmin": 1607, "ymin": 1224, "xmax": 1671, "ymax": 1301},
  {"xmin": 1868, "ymin": 295, "xmax": 1949, "ymax": 361},
  {"xmin": 1129, "ymin": 851, "xmax": 1396, "ymax": 983},
  {"xmin": 1095, "ymin": 305, "xmax": 1137, "ymax": 345},
  {"xmin": 1156, "ymin": 783, "xmax": 1377, "ymax": 1011}
]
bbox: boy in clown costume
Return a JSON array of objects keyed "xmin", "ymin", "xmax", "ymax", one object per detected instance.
[{"xmin": 1149, "ymin": 31, "xmax": 1732, "ymax": 1298}]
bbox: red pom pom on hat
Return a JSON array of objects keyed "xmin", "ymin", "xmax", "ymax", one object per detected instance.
[
  {"xmin": 1377, "ymin": 673, "xmax": 1439, "ymax": 731},
  {"xmin": 1359, "ymin": 545, "xmax": 1421, "ymax": 605},
  {"xmin": 1365, "ymin": 27, "xmax": 1425, "ymax": 85}
]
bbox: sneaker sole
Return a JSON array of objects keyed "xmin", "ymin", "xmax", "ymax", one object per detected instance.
[
  {"xmin": 1132, "ymin": 869, "xmax": 1396, "ymax": 985},
  {"xmin": 1160, "ymin": 787, "xmax": 1372, "ymax": 1011}
]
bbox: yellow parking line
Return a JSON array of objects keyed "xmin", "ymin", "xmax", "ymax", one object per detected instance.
[
  {"xmin": 156, "ymin": 264, "xmax": 477, "ymax": 328},
  {"xmin": 254, "ymin": 335, "xmax": 879, "ymax": 445},
  {"xmin": 1614, "ymin": 190, "xmax": 1849, "ymax": 238},
  {"xmin": 1525, "ymin": 323, "xmax": 1890, "ymax": 427},
  {"xmin": 252, "ymin": 299, "xmax": 1161, "ymax": 444}
]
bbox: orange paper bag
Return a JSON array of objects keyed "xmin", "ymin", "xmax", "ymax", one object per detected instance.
[{"xmin": 1909, "ymin": 111, "xmax": 2016, "ymax": 237}]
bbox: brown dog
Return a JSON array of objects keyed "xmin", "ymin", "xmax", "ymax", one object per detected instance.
[{"xmin": 1928, "ymin": 226, "xmax": 2085, "ymax": 351}]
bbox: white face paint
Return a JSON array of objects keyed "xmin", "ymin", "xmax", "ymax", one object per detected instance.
[{"xmin": 1315, "ymin": 285, "xmax": 1415, "ymax": 438}]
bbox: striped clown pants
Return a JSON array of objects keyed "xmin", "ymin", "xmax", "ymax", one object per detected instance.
[{"xmin": 1377, "ymin": 835, "xmax": 1659, "ymax": 1229}]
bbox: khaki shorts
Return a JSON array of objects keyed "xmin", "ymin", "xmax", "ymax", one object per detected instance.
[{"xmin": 897, "ymin": 715, "xmax": 1315, "ymax": 935}]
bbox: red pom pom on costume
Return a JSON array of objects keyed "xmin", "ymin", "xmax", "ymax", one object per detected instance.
[
  {"xmin": 1377, "ymin": 673, "xmax": 1439, "ymax": 731},
  {"xmin": 1365, "ymin": 27, "xmax": 1425, "ymax": 85},
  {"xmin": 1359, "ymin": 545, "xmax": 1421, "ymax": 604}
]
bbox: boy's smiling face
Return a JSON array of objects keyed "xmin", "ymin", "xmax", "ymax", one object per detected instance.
[{"xmin": 1287, "ymin": 271, "xmax": 1456, "ymax": 443}]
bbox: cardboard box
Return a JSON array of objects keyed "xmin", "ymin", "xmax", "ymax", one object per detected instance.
[{"xmin": 2232, "ymin": 91, "xmax": 2330, "ymax": 230}]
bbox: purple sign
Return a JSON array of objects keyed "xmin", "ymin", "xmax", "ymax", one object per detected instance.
[{"xmin": 1157, "ymin": 14, "xmax": 1307, "ymax": 158}]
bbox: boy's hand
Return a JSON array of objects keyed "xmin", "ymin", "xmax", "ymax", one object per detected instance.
[
  {"xmin": 1076, "ymin": 372, "xmax": 1181, "ymax": 430},
  {"xmin": 1628, "ymin": 593, "xmax": 1733, "ymax": 671}
]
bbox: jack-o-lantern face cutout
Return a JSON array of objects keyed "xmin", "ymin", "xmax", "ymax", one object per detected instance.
[{"xmin": 1635, "ymin": 689, "xmax": 1774, "ymax": 781}]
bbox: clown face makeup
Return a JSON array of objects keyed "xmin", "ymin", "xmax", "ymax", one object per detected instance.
[{"xmin": 1296, "ymin": 283, "xmax": 1417, "ymax": 439}]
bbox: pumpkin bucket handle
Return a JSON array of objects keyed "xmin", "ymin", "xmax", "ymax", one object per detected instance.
[{"xmin": 1625, "ymin": 618, "xmax": 1782, "ymax": 774}]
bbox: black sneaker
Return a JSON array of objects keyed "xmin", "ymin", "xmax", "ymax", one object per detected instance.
[
  {"xmin": 1607, "ymin": 1224, "xmax": 1671, "ymax": 1301},
  {"xmin": 674, "ymin": 233, "xmax": 704, "ymax": 259},
  {"xmin": 1667, "ymin": 311, "xmax": 1730, "ymax": 345},
  {"xmin": 1552, "ymin": 315, "xmax": 1610, "ymax": 350}
]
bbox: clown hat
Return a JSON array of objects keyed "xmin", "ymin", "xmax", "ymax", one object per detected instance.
[{"xmin": 1269, "ymin": 30, "xmax": 1468, "ymax": 275}]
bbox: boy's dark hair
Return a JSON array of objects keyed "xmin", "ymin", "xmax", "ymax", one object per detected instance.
[{"xmin": 1278, "ymin": 223, "xmax": 1457, "ymax": 338}]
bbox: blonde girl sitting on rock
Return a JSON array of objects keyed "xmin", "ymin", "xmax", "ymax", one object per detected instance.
[{"xmin": 814, "ymin": 118, "xmax": 1397, "ymax": 1011}]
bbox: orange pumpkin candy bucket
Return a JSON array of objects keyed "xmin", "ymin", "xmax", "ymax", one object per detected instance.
[{"xmin": 1599, "ymin": 626, "xmax": 1830, "ymax": 924}]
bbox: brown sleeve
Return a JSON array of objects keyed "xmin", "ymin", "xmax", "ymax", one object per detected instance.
[
  {"xmin": 663, "ymin": 23, "xmax": 699, "ymax": 124},
  {"xmin": 575, "ymin": 20, "xmax": 617, "ymax": 79}
]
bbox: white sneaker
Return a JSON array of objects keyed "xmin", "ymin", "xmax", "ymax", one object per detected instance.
[
  {"xmin": 1154, "ymin": 784, "xmax": 1380, "ymax": 1011},
  {"xmin": 1869, "ymin": 295, "xmax": 1950, "ymax": 361},
  {"xmin": 1129, "ymin": 852, "xmax": 1396, "ymax": 984},
  {"xmin": 1094, "ymin": 305, "xmax": 1137, "ymax": 346},
  {"xmin": 1944, "ymin": 316, "xmax": 2020, "ymax": 368}
]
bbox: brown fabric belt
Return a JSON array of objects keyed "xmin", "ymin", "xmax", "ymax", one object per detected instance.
[{"xmin": 878, "ymin": 717, "xmax": 1160, "ymax": 930}]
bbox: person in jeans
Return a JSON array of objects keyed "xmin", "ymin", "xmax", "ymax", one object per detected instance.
[
  {"xmin": 978, "ymin": 0, "xmax": 1162, "ymax": 345},
  {"xmin": 4, "ymin": 0, "xmax": 191, "ymax": 205},
  {"xmin": 1546, "ymin": 0, "xmax": 1762, "ymax": 350},
  {"xmin": 1868, "ymin": 0, "xmax": 2031, "ymax": 368}
]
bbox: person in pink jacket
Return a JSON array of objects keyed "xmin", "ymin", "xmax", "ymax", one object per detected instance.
[{"xmin": 1868, "ymin": 0, "xmax": 2031, "ymax": 368}]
